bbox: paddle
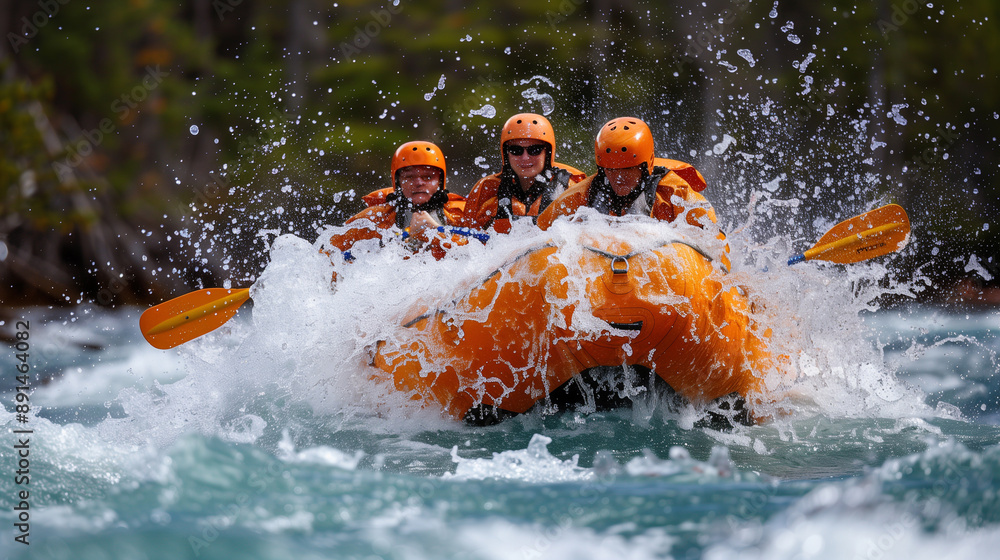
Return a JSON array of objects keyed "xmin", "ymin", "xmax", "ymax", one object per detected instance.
[
  {"xmin": 401, "ymin": 225, "xmax": 491, "ymax": 243},
  {"xmin": 787, "ymin": 204, "xmax": 910, "ymax": 265},
  {"xmin": 139, "ymin": 287, "xmax": 250, "ymax": 349}
]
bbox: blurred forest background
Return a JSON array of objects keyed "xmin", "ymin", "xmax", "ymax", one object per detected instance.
[{"xmin": 1, "ymin": 0, "xmax": 997, "ymax": 308}]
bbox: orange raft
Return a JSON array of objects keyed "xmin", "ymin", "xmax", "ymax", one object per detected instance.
[{"xmin": 371, "ymin": 226, "xmax": 779, "ymax": 422}]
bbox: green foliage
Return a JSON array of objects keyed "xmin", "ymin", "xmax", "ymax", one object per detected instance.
[{"xmin": 0, "ymin": 61, "xmax": 79, "ymax": 230}]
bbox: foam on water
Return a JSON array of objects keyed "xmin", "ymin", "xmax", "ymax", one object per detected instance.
[
  {"xmin": 705, "ymin": 439, "xmax": 1000, "ymax": 559},
  {"xmin": 446, "ymin": 434, "xmax": 592, "ymax": 483},
  {"xmin": 706, "ymin": 507, "xmax": 1000, "ymax": 560},
  {"xmin": 32, "ymin": 344, "xmax": 186, "ymax": 408},
  {"xmin": 716, "ymin": 217, "xmax": 936, "ymax": 424},
  {"xmin": 447, "ymin": 520, "xmax": 676, "ymax": 560}
]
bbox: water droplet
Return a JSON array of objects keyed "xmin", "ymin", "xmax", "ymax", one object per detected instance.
[
  {"xmin": 189, "ymin": 125, "xmax": 200, "ymax": 135},
  {"xmin": 469, "ymin": 104, "xmax": 497, "ymax": 118},
  {"xmin": 889, "ymin": 104, "xmax": 909, "ymax": 125},
  {"xmin": 737, "ymin": 49, "xmax": 756, "ymax": 67}
]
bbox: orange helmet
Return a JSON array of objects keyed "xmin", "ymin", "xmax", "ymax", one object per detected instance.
[
  {"xmin": 501, "ymin": 113, "xmax": 555, "ymax": 167},
  {"xmin": 391, "ymin": 141, "xmax": 446, "ymax": 189},
  {"xmin": 594, "ymin": 117, "xmax": 654, "ymax": 170}
]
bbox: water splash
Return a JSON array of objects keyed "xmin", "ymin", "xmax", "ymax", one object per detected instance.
[
  {"xmin": 737, "ymin": 49, "xmax": 756, "ymax": 67},
  {"xmin": 469, "ymin": 104, "xmax": 497, "ymax": 118}
]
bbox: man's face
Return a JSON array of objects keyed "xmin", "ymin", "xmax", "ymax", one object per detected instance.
[
  {"xmin": 398, "ymin": 165, "xmax": 441, "ymax": 205},
  {"xmin": 603, "ymin": 165, "xmax": 643, "ymax": 196}
]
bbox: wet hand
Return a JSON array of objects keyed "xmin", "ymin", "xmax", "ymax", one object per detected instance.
[{"xmin": 408, "ymin": 211, "xmax": 442, "ymax": 238}]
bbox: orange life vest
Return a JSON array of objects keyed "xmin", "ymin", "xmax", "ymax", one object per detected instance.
[
  {"xmin": 536, "ymin": 159, "xmax": 713, "ymax": 230},
  {"xmin": 324, "ymin": 192, "xmax": 467, "ymax": 261},
  {"xmin": 462, "ymin": 162, "xmax": 586, "ymax": 232}
]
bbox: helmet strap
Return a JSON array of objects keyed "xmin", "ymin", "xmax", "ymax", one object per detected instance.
[{"xmin": 392, "ymin": 189, "xmax": 449, "ymax": 229}]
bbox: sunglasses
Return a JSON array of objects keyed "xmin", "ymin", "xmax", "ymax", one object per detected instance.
[{"xmin": 505, "ymin": 144, "xmax": 546, "ymax": 156}]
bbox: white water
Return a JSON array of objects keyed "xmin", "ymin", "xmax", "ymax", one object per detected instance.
[{"xmin": 22, "ymin": 203, "xmax": 940, "ymax": 454}]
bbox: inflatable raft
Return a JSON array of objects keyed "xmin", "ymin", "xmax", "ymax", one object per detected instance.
[
  {"xmin": 371, "ymin": 219, "xmax": 778, "ymax": 423},
  {"xmin": 140, "ymin": 206, "xmax": 906, "ymax": 424}
]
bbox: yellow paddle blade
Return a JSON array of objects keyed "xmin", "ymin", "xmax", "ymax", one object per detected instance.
[
  {"xmin": 140, "ymin": 288, "xmax": 251, "ymax": 349},
  {"xmin": 788, "ymin": 204, "xmax": 911, "ymax": 265}
]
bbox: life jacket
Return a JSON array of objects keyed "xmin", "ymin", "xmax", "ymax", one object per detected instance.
[
  {"xmin": 587, "ymin": 166, "xmax": 670, "ymax": 217},
  {"xmin": 536, "ymin": 159, "xmax": 714, "ymax": 231},
  {"xmin": 655, "ymin": 158, "xmax": 706, "ymax": 192},
  {"xmin": 462, "ymin": 161, "xmax": 586, "ymax": 231},
  {"xmin": 362, "ymin": 187, "xmax": 395, "ymax": 207},
  {"xmin": 325, "ymin": 189, "xmax": 466, "ymax": 258},
  {"xmin": 535, "ymin": 158, "xmax": 729, "ymax": 270}
]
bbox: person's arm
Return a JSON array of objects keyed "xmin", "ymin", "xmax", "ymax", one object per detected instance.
[
  {"xmin": 404, "ymin": 200, "xmax": 473, "ymax": 259},
  {"xmin": 458, "ymin": 175, "xmax": 498, "ymax": 229},
  {"xmin": 405, "ymin": 211, "xmax": 443, "ymax": 243}
]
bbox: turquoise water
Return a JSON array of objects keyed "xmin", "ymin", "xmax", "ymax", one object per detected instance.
[{"xmin": 3, "ymin": 230, "xmax": 1000, "ymax": 559}]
